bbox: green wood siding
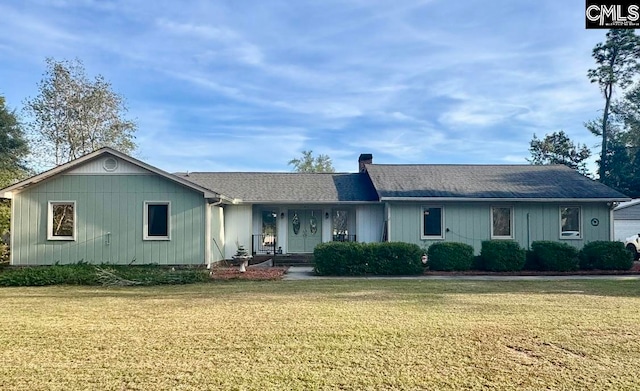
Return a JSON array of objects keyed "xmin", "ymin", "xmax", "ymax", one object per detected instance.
[
  {"xmin": 12, "ymin": 174, "xmax": 205, "ymax": 265},
  {"xmin": 355, "ymin": 204, "xmax": 384, "ymax": 243},
  {"xmin": 388, "ymin": 202, "xmax": 612, "ymax": 254}
]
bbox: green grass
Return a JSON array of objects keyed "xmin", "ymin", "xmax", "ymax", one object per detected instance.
[{"xmin": 1, "ymin": 280, "xmax": 639, "ymax": 390}]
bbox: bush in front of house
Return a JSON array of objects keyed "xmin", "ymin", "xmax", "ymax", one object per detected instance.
[
  {"xmin": 0, "ymin": 263, "xmax": 99, "ymax": 286},
  {"xmin": 479, "ymin": 240, "xmax": 525, "ymax": 272},
  {"xmin": 579, "ymin": 241, "xmax": 633, "ymax": 271},
  {"xmin": 530, "ymin": 241, "xmax": 579, "ymax": 272},
  {"xmin": 314, "ymin": 242, "xmax": 423, "ymax": 276},
  {"xmin": 0, "ymin": 263, "xmax": 210, "ymax": 286},
  {"xmin": 427, "ymin": 242, "xmax": 474, "ymax": 271},
  {"xmin": 523, "ymin": 250, "xmax": 538, "ymax": 271},
  {"xmin": 314, "ymin": 242, "xmax": 367, "ymax": 276},
  {"xmin": 366, "ymin": 242, "xmax": 423, "ymax": 275}
]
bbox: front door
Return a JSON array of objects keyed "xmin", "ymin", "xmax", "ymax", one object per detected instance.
[{"xmin": 288, "ymin": 209, "xmax": 322, "ymax": 253}]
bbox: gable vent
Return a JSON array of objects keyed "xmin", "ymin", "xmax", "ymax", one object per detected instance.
[{"xmin": 103, "ymin": 157, "xmax": 118, "ymax": 172}]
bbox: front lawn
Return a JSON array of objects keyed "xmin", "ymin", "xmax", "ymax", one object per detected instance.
[{"xmin": 1, "ymin": 280, "xmax": 639, "ymax": 390}]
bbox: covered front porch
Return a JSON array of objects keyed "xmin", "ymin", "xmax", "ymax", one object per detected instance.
[
  {"xmin": 220, "ymin": 202, "xmax": 383, "ymax": 259},
  {"xmin": 251, "ymin": 205, "xmax": 360, "ymax": 255}
]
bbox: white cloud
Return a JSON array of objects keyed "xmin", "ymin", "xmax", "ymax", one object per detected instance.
[{"xmin": 155, "ymin": 19, "xmax": 265, "ymax": 66}]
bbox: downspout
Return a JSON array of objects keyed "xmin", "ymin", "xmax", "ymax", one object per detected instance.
[
  {"xmin": 9, "ymin": 196, "xmax": 14, "ymax": 265},
  {"xmin": 385, "ymin": 202, "xmax": 391, "ymax": 242},
  {"xmin": 609, "ymin": 202, "xmax": 619, "ymax": 241},
  {"xmin": 526, "ymin": 213, "xmax": 531, "ymax": 250}
]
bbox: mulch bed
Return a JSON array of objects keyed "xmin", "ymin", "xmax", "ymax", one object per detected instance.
[{"xmin": 209, "ymin": 267, "xmax": 288, "ymax": 281}]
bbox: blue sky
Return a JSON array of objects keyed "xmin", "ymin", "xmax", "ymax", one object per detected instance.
[{"xmin": 0, "ymin": 0, "xmax": 610, "ymax": 173}]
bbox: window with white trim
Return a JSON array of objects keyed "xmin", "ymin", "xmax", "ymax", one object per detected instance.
[
  {"xmin": 422, "ymin": 206, "xmax": 443, "ymax": 239},
  {"xmin": 144, "ymin": 202, "xmax": 171, "ymax": 240},
  {"xmin": 491, "ymin": 207, "xmax": 513, "ymax": 239},
  {"xmin": 560, "ymin": 206, "xmax": 581, "ymax": 239},
  {"xmin": 48, "ymin": 201, "xmax": 76, "ymax": 240}
]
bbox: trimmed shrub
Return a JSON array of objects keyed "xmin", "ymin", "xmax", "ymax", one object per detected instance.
[
  {"xmin": 314, "ymin": 242, "xmax": 366, "ymax": 276},
  {"xmin": 579, "ymin": 241, "xmax": 633, "ymax": 270},
  {"xmin": 427, "ymin": 242, "xmax": 474, "ymax": 271},
  {"xmin": 471, "ymin": 255, "xmax": 483, "ymax": 270},
  {"xmin": 366, "ymin": 242, "xmax": 423, "ymax": 275},
  {"xmin": 314, "ymin": 242, "xmax": 423, "ymax": 276},
  {"xmin": 523, "ymin": 250, "xmax": 538, "ymax": 271},
  {"xmin": 479, "ymin": 241, "xmax": 525, "ymax": 272},
  {"xmin": 530, "ymin": 241, "xmax": 579, "ymax": 272}
]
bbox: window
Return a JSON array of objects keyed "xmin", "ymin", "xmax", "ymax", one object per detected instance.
[
  {"xmin": 333, "ymin": 210, "xmax": 351, "ymax": 241},
  {"xmin": 261, "ymin": 210, "xmax": 277, "ymax": 246},
  {"xmin": 491, "ymin": 207, "xmax": 513, "ymax": 239},
  {"xmin": 144, "ymin": 202, "xmax": 170, "ymax": 240},
  {"xmin": 48, "ymin": 201, "xmax": 76, "ymax": 240},
  {"xmin": 560, "ymin": 206, "xmax": 581, "ymax": 239},
  {"xmin": 422, "ymin": 206, "xmax": 443, "ymax": 239}
]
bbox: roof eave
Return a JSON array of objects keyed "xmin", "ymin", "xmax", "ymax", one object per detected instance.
[
  {"xmin": 225, "ymin": 200, "xmax": 381, "ymax": 205},
  {"xmin": 614, "ymin": 198, "xmax": 640, "ymax": 211},
  {"xmin": 380, "ymin": 196, "xmax": 632, "ymax": 203}
]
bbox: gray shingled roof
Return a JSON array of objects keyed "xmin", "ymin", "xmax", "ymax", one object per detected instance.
[
  {"xmin": 365, "ymin": 164, "xmax": 630, "ymax": 200},
  {"xmin": 175, "ymin": 172, "xmax": 379, "ymax": 203}
]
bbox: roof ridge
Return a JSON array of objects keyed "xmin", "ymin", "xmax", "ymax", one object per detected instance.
[
  {"xmin": 367, "ymin": 163, "xmax": 569, "ymax": 167},
  {"xmin": 175, "ymin": 171, "xmax": 354, "ymax": 175}
]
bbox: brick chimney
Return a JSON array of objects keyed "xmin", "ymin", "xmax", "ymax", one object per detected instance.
[{"xmin": 358, "ymin": 153, "xmax": 373, "ymax": 172}]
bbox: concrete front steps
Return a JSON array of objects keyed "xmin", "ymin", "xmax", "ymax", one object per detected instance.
[{"xmin": 273, "ymin": 254, "xmax": 314, "ymax": 267}]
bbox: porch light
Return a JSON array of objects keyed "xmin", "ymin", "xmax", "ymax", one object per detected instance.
[
  {"xmin": 280, "ymin": 212, "xmax": 285, "ymax": 219},
  {"xmin": 325, "ymin": 212, "xmax": 329, "ymax": 219}
]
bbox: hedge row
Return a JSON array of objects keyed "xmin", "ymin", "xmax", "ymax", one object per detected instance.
[
  {"xmin": 426, "ymin": 240, "xmax": 633, "ymax": 272},
  {"xmin": 314, "ymin": 242, "xmax": 423, "ymax": 276},
  {"xmin": 0, "ymin": 263, "xmax": 210, "ymax": 286}
]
